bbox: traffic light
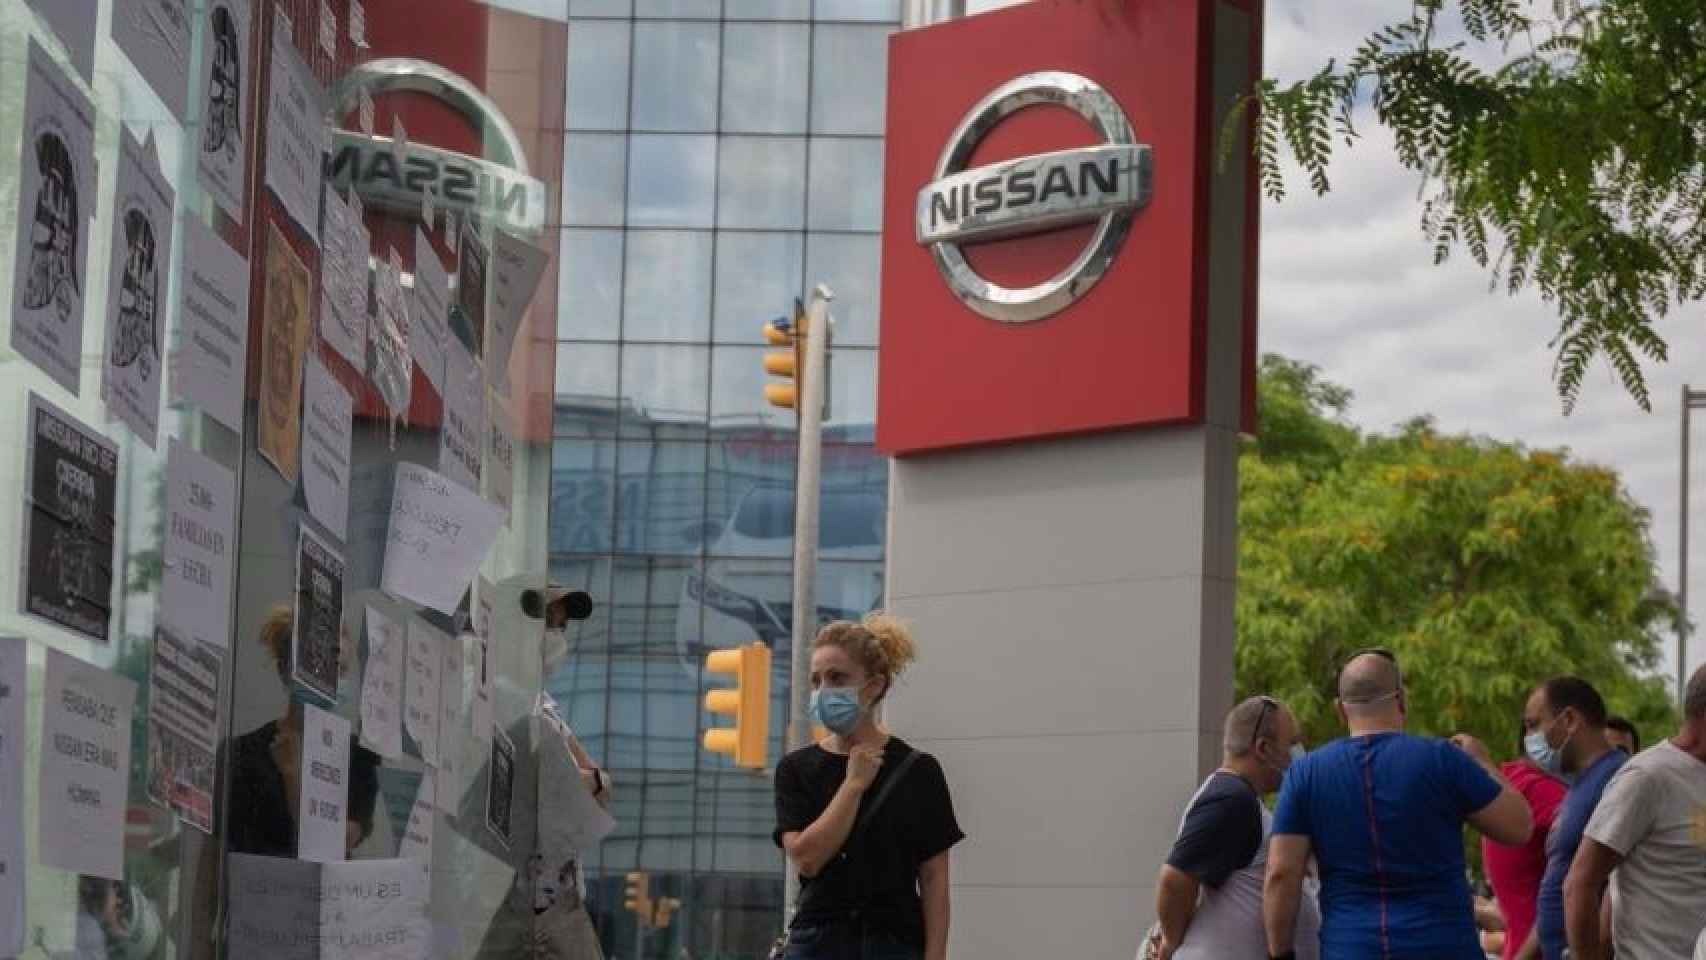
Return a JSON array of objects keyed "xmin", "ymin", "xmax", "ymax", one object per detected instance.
[
  {"xmin": 762, "ymin": 299, "xmax": 807, "ymax": 410},
  {"xmin": 624, "ymin": 871, "xmax": 652, "ymax": 921},
  {"xmin": 703, "ymin": 642, "xmax": 772, "ymax": 769}
]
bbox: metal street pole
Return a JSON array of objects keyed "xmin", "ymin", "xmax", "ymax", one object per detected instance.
[
  {"xmin": 1681, "ymin": 387, "xmax": 1706, "ymax": 705},
  {"xmin": 783, "ymin": 284, "xmax": 833, "ymax": 924}
]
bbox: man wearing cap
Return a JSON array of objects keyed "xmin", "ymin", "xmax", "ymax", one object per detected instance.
[{"xmin": 1264, "ymin": 649, "xmax": 1533, "ymax": 960}]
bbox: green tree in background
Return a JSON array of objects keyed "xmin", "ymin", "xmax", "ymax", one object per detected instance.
[
  {"xmin": 1246, "ymin": 0, "xmax": 1706, "ymax": 411},
  {"xmin": 1237, "ymin": 355, "xmax": 1677, "ymax": 756}
]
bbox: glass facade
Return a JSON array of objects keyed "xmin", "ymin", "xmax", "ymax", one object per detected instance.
[{"xmin": 550, "ymin": 0, "xmax": 898, "ymax": 955}]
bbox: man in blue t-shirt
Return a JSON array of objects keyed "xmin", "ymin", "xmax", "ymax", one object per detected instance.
[
  {"xmin": 1519, "ymin": 676, "xmax": 1624, "ymax": 960},
  {"xmin": 1263, "ymin": 650, "xmax": 1533, "ymax": 960}
]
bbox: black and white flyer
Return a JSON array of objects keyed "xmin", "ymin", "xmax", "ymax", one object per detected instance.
[
  {"xmin": 21, "ymin": 394, "xmax": 117, "ymax": 643},
  {"xmin": 197, "ymin": 0, "xmax": 253, "ymax": 223},
  {"xmin": 456, "ymin": 221, "xmax": 488, "ymax": 360},
  {"xmin": 146, "ymin": 622, "xmax": 222, "ymax": 833},
  {"xmin": 485, "ymin": 721, "xmax": 514, "ymax": 846},
  {"xmin": 293, "ymin": 526, "xmax": 345, "ymax": 704},
  {"xmin": 11, "ymin": 40, "xmax": 96, "ymax": 395},
  {"xmin": 101, "ymin": 126, "xmax": 176, "ymax": 449}
]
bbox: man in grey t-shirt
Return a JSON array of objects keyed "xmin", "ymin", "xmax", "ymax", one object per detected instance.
[{"xmin": 1563, "ymin": 664, "xmax": 1706, "ymax": 959}]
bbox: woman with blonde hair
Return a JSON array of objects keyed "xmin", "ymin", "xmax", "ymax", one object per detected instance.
[{"xmin": 773, "ymin": 613, "xmax": 963, "ymax": 960}]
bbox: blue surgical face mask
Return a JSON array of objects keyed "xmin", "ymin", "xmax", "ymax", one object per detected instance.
[
  {"xmin": 1525, "ymin": 727, "xmax": 1563, "ymax": 775},
  {"xmin": 809, "ymin": 686, "xmax": 863, "ymax": 736}
]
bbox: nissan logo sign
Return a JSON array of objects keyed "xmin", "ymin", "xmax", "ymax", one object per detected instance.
[{"xmin": 915, "ymin": 71, "xmax": 1151, "ymax": 323}]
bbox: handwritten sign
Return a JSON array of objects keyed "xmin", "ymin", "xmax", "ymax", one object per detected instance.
[
  {"xmin": 265, "ymin": 11, "xmax": 325, "ymax": 244},
  {"xmin": 404, "ymin": 619, "xmax": 442, "ymax": 766},
  {"xmin": 319, "ymin": 186, "xmax": 370, "ymax": 373},
  {"xmin": 399, "ymin": 768, "xmax": 434, "ymax": 865},
  {"xmin": 380, "ymin": 463, "xmax": 503, "ymax": 615},
  {"xmin": 299, "ymin": 705, "xmax": 351, "ymax": 863},
  {"xmin": 39, "ymin": 649, "xmax": 137, "ymax": 880},
  {"xmin": 162, "ymin": 439, "xmax": 235, "ymax": 649},
  {"xmin": 359, "ymin": 607, "xmax": 402, "ymax": 759},
  {"xmin": 226, "ymin": 854, "xmax": 430, "ymax": 960},
  {"xmin": 438, "ymin": 339, "xmax": 482, "ymax": 493},
  {"xmin": 175, "ymin": 217, "xmax": 251, "ymax": 433}
]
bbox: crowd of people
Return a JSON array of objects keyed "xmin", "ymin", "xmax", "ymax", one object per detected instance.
[{"xmin": 1148, "ymin": 651, "xmax": 1706, "ymax": 960}]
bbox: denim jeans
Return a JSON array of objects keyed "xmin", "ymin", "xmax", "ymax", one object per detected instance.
[{"xmin": 783, "ymin": 921, "xmax": 923, "ymax": 960}]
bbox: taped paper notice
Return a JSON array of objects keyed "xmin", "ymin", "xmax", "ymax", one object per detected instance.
[
  {"xmin": 161, "ymin": 439, "xmax": 236, "ymax": 651},
  {"xmin": 39, "ymin": 649, "xmax": 137, "ymax": 880},
  {"xmin": 25, "ymin": 0, "xmax": 98, "ymax": 83},
  {"xmin": 380, "ymin": 463, "xmax": 504, "ymax": 615},
  {"xmin": 265, "ymin": 12, "xmax": 326, "ymax": 244},
  {"xmin": 320, "ymin": 186, "xmax": 371, "ymax": 371},
  {"xmin": 488, "ymin": 230, "xmax": 550, "ymax": 397},
  {"xmin": 258, "ymin": 224, "xmax": 312, "ymax": 482},
  {"xmin": 226, "ymin": 854, "xmax": 431, "ymax": 960},
  {"xmin": 404, "ymin": 620, "xmax": 442, "ymax": 766},
  {"xmin": 101, "ymin": 128, "xmax": 176, "ymax": 449},
  {"xmin": 298, "ymin": 705, "xmax": 351, "ymax": 863},
  {"xmin": 412, "ymin": 229, "xmax": 451, "ymax": 394},
  {"xmin": 301, "ymin": 357, "xmax": 354, "ymax": 540},
  {"xmin": 21, "ymin": 394, "xmax": 117, "ymax": 643},
  {"xmin": 360, "ymin": 607, "xmax": 403, "ymax": 758},
  {"xmin": 112, "ymin": 0, "xmax": 192, "ymax": 120},
  {"xmin": 198, "ymin": 0, "xmax": 253, "ymax": 222},
  {"xmin": 174, "ymin": 216, "xmax": 250, "ymax": 433},
  {"xmin": 146, "ymin": 623, "xmax": 221, "ymax": 832}
]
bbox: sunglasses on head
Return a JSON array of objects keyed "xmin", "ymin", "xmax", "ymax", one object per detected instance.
[{"xmin": 1250, "ymin": 695, "xmax": 1279, "ymax": 751}]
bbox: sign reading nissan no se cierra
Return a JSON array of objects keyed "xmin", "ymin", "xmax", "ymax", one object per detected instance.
[{"xmin": 877, "ymin": 0, "xmax": 1263, "ymax": 456}]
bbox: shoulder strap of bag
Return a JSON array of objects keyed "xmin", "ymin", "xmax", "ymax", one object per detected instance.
[{"xmin": 852, "ymin": 747, "xmax": 921, "ymax": 839}]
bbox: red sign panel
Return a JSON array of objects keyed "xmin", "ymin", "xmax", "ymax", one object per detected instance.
[{"xmin": 877, "ymin": 0, "xmax": 1261, "ymax": 456}]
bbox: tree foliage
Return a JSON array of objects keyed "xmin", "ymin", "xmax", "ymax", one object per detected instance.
[
  {"xmin": 1246, "ymin": 0, "xmax": 1706, "ymax": 411},
  {"xmin": 1237, "ymin": 355, "xmax": 1677, "ymax": 756}
]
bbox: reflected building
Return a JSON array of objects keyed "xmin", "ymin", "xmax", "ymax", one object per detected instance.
[{"xmin": 548, "ymin": 1, "xmax": 898, "ymax": 955}]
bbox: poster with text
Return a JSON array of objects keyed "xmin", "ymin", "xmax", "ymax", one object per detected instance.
[
  {"xmin": 227, "ymin": 853, "xmax": 430, "ymax": 960},
  {"xmin": 25, "ymin": 0, "xmax": 98, "ymax": 82},
  {"xmin": 487, "ymin": 230, "xmax": 549, "ymax": 397},
  {"xmin": 404, "ymin": 620, "xmax": 442, "ymax": 766},
  {"xmin": 359, "ymin": 606, "xmax": 402, "ymax": 758},
  {"xmin": 100, "ymin": 127, "xmax": 176, "ymax": 448},
  {"xmin": 434, "ymin": 634, "xmax": 463, "ymax": 811},
  {"xmin": 293, "ymin": 527, "xmax": 345, "ymax": 704},
  {"xmin": 112, "ymin": 0, "xmax": 191, "ymax": 120},
  {"xmin": 471, "ymin": 577, "xmax": 495, "ymax": 743},
  {"xmin": 301, "ymin": 356, "xmax": 353, "ymax": 540},
  {"xmin": 438, "ymin": 339, "xmax": 482, "ymax": 493},
  {"xmin": 381, "ymin": 464, "xmax": 504, "ymax": 615},
  {"xmin": 456, "ymin": 222, "xmax": 487, "ymax": 360},
  {"xmin": 146, "ymin": 623, "xmax": 221, "ymax": 832},
  {"xmin": 198, "ymin": 0, "xmax": 253, "ymax": 222},
  {"xmin": 39, "ymin": 648, "xmax": 137, "ymax": 880},
  {"xmin": 485, "ymin": 722, "xmax": 514, "ymax": 846},
  {"xmin": 369, "ymin": 248, "xmax": 411, "ymax": 430},
  {"xmin": 264, "ymin": 10, "xmax": 325, "ymax": 244},
  {"xmin": 0, "ymin": 637, "xmax": 25, "ymax": 956},
  {"xmin": 161, "ymin": 439, "xmax": 236, "ymax": 650},
  {"xmin": 319, "ymin": 186, "xmax": 371, "ymax": 371},
  {"xmin": 12, "ymin": 40, "xmax": 96, "ymax": 395},
  {"xmin": 21, "ymin": 394, "xmax": 117, "ymax": 643},
  {"xmin": 397, "ymin": 767, "xmax": 433, "ymax": 865},
  {"xmin": 298, "ymin": 704, "xmax": 351, "ymax": 863},
  {"xmin": 485, "ymin": 393, "xmax": 514, "ymax": 522},
  {"xmin": 260, "ymin": 223, "xmax": 312, "ymax": 482},
  {"xmin": 412, "ymin": 230, "xmax": 450, "ymax": 394},
  {"xmin": 175, "ymin": 216, "xmax": 250, "ymax": 433}
]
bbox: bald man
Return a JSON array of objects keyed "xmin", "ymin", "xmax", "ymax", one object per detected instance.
[{"xmin": 1263, "ymin": 650, "xmax": 1532, "ymax": 960}]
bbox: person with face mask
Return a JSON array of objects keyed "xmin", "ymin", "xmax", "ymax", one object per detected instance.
[
  {"xmin": 1264, "ymin": 649, "xmax": 1532, "ymax": 960},
  {"xmin": 1146, "ymin": 695, "xmax": 1320, "ymax": 960},
  {"xmin": 1479, "ymin": 723, "xmax": 1567, "ymax": 960},
  {"xmin": 773, "ymin": 613, "xmax": 963, "ymax": 960}
]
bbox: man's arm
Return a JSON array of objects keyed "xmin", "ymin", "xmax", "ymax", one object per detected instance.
[
  {"xmin": 1264, "ymin": 834, "xmax": 1312, "ymax": 957},
  {"xmin": 919, "ymin": 850, "xmax": 951, "ymax": 960},
  {"xmin": 1451, "ymin": 734, "xmax": 1534, "ymax": 846},
  {"xmin": 1153, "ymin": 864, "xmax": 1201, "ymax": 958},
  {"xmin": 1564, "ymin": 838, "xmax": 1623, "ymax": 960}
]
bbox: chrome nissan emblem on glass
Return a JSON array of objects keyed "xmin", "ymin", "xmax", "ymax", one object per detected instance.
[{"xmin": 915, "ymin": 71, "xmax": 1152, "ymax": 324}]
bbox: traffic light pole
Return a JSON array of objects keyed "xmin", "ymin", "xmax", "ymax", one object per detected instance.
[{"xmin": 784, "ymin": 284, "xmax": 834, "ymax": 924}]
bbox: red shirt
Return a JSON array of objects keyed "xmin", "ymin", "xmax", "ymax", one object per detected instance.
[{"xmin": 1482, "ymin": 760, "xmax": 1567, "ymax": 959}]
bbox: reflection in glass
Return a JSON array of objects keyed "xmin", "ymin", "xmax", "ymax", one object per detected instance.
[
  {"xmin": 636, "ymin": 0, "xmax": 721, "ymax": 17},
  {"xmin": 814, "ymin": 0, "xmax": 901, "ymax": 21},
  {"xmin": 629, "ymin": 135, "xmax": 718, "ymax": 228},
  {"xmin": 615, "ymin": 441, "xmax": 710, "ymax": 556},
  {"xmin": 699, "ymin": 557, "xmax": 792, "ymax": 645},
  {"xmin": 559, "ymin": 229, "xmax": 624, "ymax": 340},
  {"xmin": 563, "ymin": 133, "xmax": 628, "ymax": 226},
  {"xmin": 811, "ymin": 25, "xmax": 893, "ymax": 135},
  {"xmin": 711, "ymin": 346, "xmax": 797, "ymax": 434},
  {"xmin": 726, "ymin": 0, "xmax": 812, "ymax": 15},
  {"xmin": 805, "ymin": 233, "xmax": 880, "ymax": 346},
  {"xmin": 618, "ymin": 345, "xmax": 711, "ymax": 435},
  {"xmin": 722, "ymin": 24, "xmax": 810, "ymax": 134},
  {"xmin": 570, "ymin": 0, "xmax": 633, "ymax": 15},
  {"xmin": 808, "ymin": 138, "xmax": 884, "ymax": 231},
  {"xmin": 551, "ymin": 441, "xmax": 620, "ymax": 553},
  {"xmin": 717, "ymin": 137, "xmax": 807, "ymax": 230},
  {"xmin": 623, "ymin": 232, "xmax": 713, "ymax": 342},
  {"xmin": 555, "ymin": 342, "xmax": 621, "ymax": 436},
  {"xmin": 566, "ymin": 21, "xmax": 631, "ymax": 130},
  {"xmin": 714, "ymin": 232, "xmax": 803, "ymax": 343},
  {"xmin": 632, "ymin": 23, "xmax": 721, "ymax": 132},
  {"xmin": 827, "ymin": 345, "xmax": 878, "ymax": 429}
]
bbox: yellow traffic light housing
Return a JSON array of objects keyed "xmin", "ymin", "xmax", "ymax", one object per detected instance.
[
  {"xmin": 703, "ymin": 642, "xmax": 772, "ymax": 769},
  {"xmin": 762, "ymin": 299, "xmax": 808, "ymax": 411},
  {"xmin": 624, "ymin": 871, "xmax": 652, "ymax": 919}
]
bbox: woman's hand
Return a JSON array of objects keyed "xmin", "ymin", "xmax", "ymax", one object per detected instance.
[{"xmin": 845, "ymin": 745, "xmax": 885, "ymax": 792}]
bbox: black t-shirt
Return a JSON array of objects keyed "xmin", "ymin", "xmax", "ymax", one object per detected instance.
[
  {"xmin": 226, "ymin": 720, "xmax": 382, "ymax": 858},
  {"xmin": 1164, "ymin": 771, "xmax": 1263, "ymax": 888},
  {"xmin": 773, "ymin": 738, "xmax": 964, "ymax": 947}
]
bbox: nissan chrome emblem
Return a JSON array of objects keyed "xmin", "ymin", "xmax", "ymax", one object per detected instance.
[{"xmin": 915, "ymin": 71, "xmax": 1152, "ymax": 324}]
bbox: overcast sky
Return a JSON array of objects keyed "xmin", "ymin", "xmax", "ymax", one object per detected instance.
[{"xmin": 1262, "ymin": 2, "xmax": 1706, "ymax": 694}]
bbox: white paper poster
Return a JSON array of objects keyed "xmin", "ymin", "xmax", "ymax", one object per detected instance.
[
  {"xmin": 0, "ymin": 637, "xmax": 26, "ymax": 957},
  {"xmin": 319, "ymin": 186, "xmax": 371, "ymax": 371},
  {"xmin": 12, "ymin": 40, "xmax": 96, "ymax": 395},
  {"xmin": 265, "ymin": 11, "xmax": 326, "ymax": 245},
  {"xmin": 404, "ymin": 620, "xmax": 442, "ymax": 766},
  {"xmin": 412, "ymin": 230, "xmax": 451, "ymax": 394},
  {"xmin": 485, "ymin": 723, "xmax": 515, "ymax": 846},
  {"xmin": 175, "ymin": 217, "xmax": 250, "ymax": 433},
  {"xmin": 360, "ymin": 607, "xmax": 403, "ymax": 758},
  {"xmin": 39, "ymin": 648, "xmax": 137, "ymax": 880},
  {"xmin": 488, "ymin": 230, "xmax": 550, "ymax": 397},
  {"xmin": 161, "ymin": 439, "xmax": 236, "ymax": 650},
  {"xmin": 198, "ymin": 0, "xmax": 253, "ymax": 222},
  {"xmin": 439, "ymin": 340, "xmax": 483, "ymax": 493},
  {"xmin": 301, "ymin": 356, "xmax": 354, "ymax": 540},
  {"xmin": 470, "ymin": 578, "xmax": 495, "ymax": 743},
  {"xmin": 381, "ymin": 464, "xmax": 505, "ymax": 615},
  {"xmin": 299, "ymin": 704, "xmax": 352, "ymax": 863},
  {"xmin": 399, "ymin": 768, "xmax": 434, "ymax": 863},
  {"xmin": 317, "ymin": 0, "xmax": 337, "ymax": 57},
  {"xmin": 101, "ymin": 127, "xmax": 176, "ymax": 449},
  {"xmin": 350, "ymin": 1, "xmax": 368, "ymax": 48},
  {"xmin": 538, "ymin": 696, "xmax": 617, "ymax": 861},
  {"xmin": 146, "ymin": 623, "xmax": 221, "ymax": 832},
  {"xmin": 485, "ymin": 395, "xmax": 514, "ymax": 522},
  {"xmin": 369, "ymin": 248, "xmax": 412, "ymax": 429},
  {"xmin": 25, "ymin": 0, "xmax": 98, "ymax": 83},
  {"xmin": 227, "ymin": 854, "xmax": 431, "ymax": 960},
  {"xmin": 112, "ymin": 0, "xmax": 192, "ymax": 120},
  {"xmin": 435, "ymin": 634, "xmax": 464, "ymax": 810}
]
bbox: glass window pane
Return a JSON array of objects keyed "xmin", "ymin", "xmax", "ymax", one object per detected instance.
[
  {"xmin": 811, "ymin": 26, "xmax": 892, "ymax": 135},
  {"xmin": 814, "ymin": 0, "xmax": 900, "ymax": 20},
  {"xmin": 722, "ymin": 24, "xmax": 810, "ymax": 134},
  {"xmin": 630, "ymin": 135, "xmax": 718, "ymax": 228},
  {"xmin": 804, "ymin": 233, "xmax": 879, "ymax": 346},
  {"xmin": 566, "ymin": 21, "xmax": 630, "ymax": 130},
  {"xmin": 725, "ymin": 0, "xmax": 811, "ymax": 18},
  {"xmin": 700, "ymin": 558, "xmax": 792, "ymax": 644},
  {"xmin": 817, "ymin": 559, "xmax": 884, "ymax": 616},
  {"xmin": 616, "ymin": 441, "xmax": 711, "ymax": 555},
  {"xmin": 563, "ymin": 133, "xmax": 627, "ymax": 226},
  {"xmin": 619, "ymin": 345, "xmax": 711, "ymax": 436},
  {"xmin": 556, "ymin": 342, "xmax": 622, "ymax": 437},
  {"xmin": 632, "ymin": 23, "xmax": 720, "ymax": 131},
  {"xmin": 808, "ymin": 138, "xmax": 884, "ymax": 231},
  {"xmin": 623, "ymin": 231, "xmax": 713, "ymax": 342},
  {"xmin": 559, "ymin": 229, "xmax": 624, "ymax": 340},
  {"xmin": 714, "ymin": 232, "xmax": 803, "ymax": 343},
  {"xmin": 717, "ymin": 137, "xmax": 807, "ymax": 229},
  {"xmin": 571, "ymin": 0, "xmax": 631, "ymax": 15},
  {"xmin": 826, "ymin": 346, "xmax": 877, "ymax": 430},
  {"xmin": 711, "ymin": 346, "xmax": 797, "ymax": 434},
  {"xmin": 636, "ymin": 0, "xmax": 721, "ymax": 16},
  {"xmin": 550, "ymin": 441, "xmax": 619, "ymax": 553}
]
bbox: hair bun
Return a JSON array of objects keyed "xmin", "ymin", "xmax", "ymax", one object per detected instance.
[{"xmin": 861, "ymin": 612, "xmax": 917, "ymax": 678}]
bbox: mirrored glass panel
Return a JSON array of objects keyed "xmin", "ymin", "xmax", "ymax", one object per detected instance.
[
  {"xmin": 623, "ymin": 231, "xmax": 715, "ymax": 342},
  {"xmin": 711, "ymin": 346, "xmax": 798, "ymax": 434},
  {"xmin": 805, "ymin": 232, "xmax": 881, "ymax": 346},
  {"xmin": 714, "ymin": 232, "xmax": 805, "ymax": 343},
  {"xmin": 636, "ymin": 0, "xmax": 723, "ymax": 16},
  {"xmin": 557, "ymin": 342, "xmax": 623, "ymax": 437},
  {"xmin": 618, "ymin": 345, "xmax": 712, "ymax": 436},
  {"xmin": 615, "ymin": 441, "xmax": 712, "ymax": 555},
  {"xmin": 722, "ymin": 24, "xmax": 811, "ymax": 134},
  {"xmin": 826, "ymin": 346, "xmax": 878, "ymax": 429},
  {"xmin": 560, "ymin": 229, "xmax": 625, "ymax": 340},
  {"xmin": 811, "ymin": 25, "xmax": 893, "ymax": 135},
  {"xmin": 564, "ymin": 133, "xmax": 630, "ymax": 226},
  {"xmin": 571, "ymin": 0, "xmax": 634, "ymax": 15},
  {"xmin": 629, "ymin": 135, "xmax": 719, "ymax": 228},
  {"xmin": 567, "ymin": 20, "xmax": 632, "ymax": 130},
  {"xmin": 633, "ymin": 22, "xmax": 721, "ymax": 131},
  {"xmin": 813, "ymin": 0, "xmax": 901, "ymax": 21},
  {"xmin": 717, "ymin": 137, "xmax": 808, "ymax": 229},
  {"xmin": 807, "ymin": 137, "xmax": 884, "ymax": 231},
  {"xmin": 551, "ymin": 440, "xmax": 621, "ymax": 553}
]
